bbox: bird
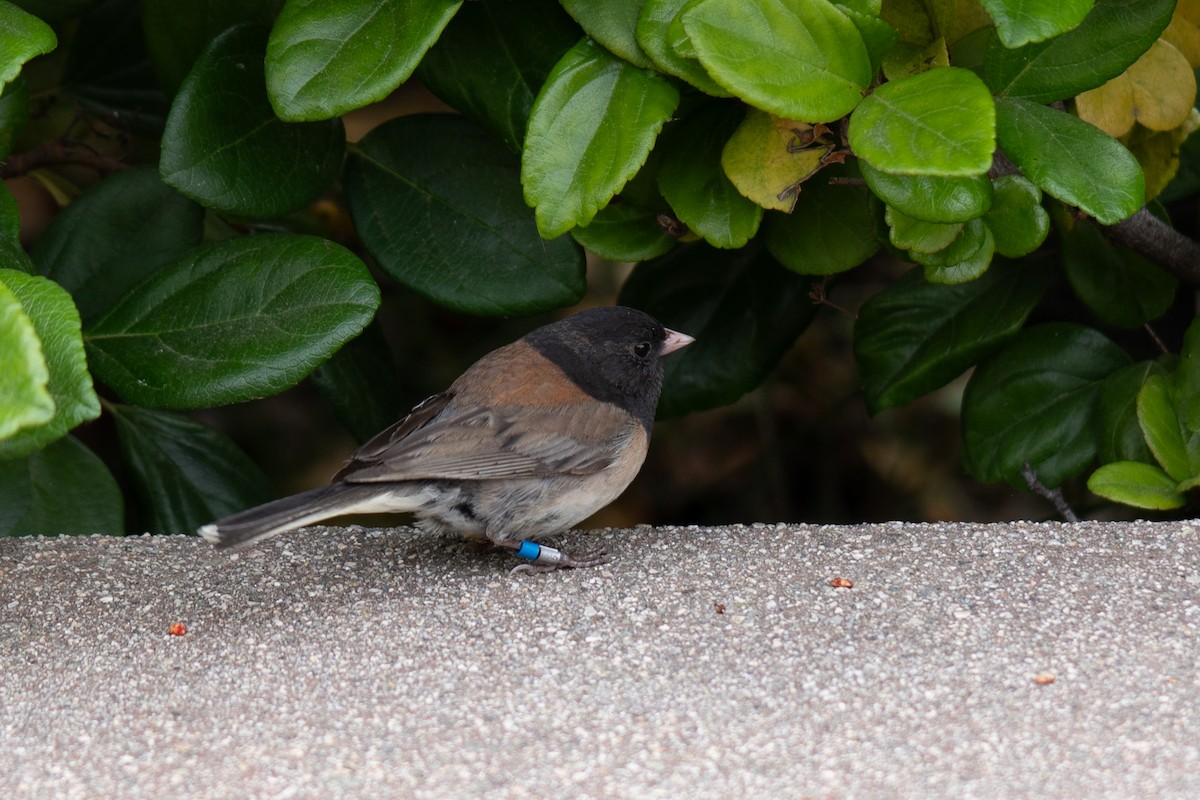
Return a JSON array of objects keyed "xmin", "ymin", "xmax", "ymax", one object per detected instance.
[{"xmin": 198, "ymin": 306, "xmax": 694, "ymax": 570}]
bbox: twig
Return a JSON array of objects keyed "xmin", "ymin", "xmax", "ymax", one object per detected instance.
[
  {"xmin": 1107, "ymin": 208, "xmax": 1200, "ymax": 286},
  {"xmin": 1144, "ymin": 323, "xmax": 1169, "ymax": 355},
  {"xmin": 1022, "ymin": 461, "xmax": 1079, "ymax": 523},
  {"xmin": 1, "ymin": 140, "xmax": 129, "ymax": 179}
]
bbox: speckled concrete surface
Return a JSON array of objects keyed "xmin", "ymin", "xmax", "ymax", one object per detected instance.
[{"xmin": 1, "ymin": 521, "xmax": 1198, "ymax": 799}]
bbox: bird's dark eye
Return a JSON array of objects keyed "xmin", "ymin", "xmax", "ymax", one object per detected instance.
[{"xmin": 633, "ymin": 341, "xmax": 652, "ymax": 358}]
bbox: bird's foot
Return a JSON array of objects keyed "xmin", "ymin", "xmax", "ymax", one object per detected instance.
[{"xmin": 506, "ymin": 540, "xmax": 611, "ymax": 574}]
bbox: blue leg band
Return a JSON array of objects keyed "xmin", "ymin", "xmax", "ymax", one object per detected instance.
[{"xmin": 515, "ymin": 540, "xmax": 541, "ymax": 561}]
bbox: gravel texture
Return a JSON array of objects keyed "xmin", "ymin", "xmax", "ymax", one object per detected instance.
[{"xmin": 1, "ymin": 521, "xmax": 1198, "ymax": 799}]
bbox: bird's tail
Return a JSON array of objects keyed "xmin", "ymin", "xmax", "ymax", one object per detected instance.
[{"xmin": 197, "ymin": 484, "xmax": 419, "ymax": 551}]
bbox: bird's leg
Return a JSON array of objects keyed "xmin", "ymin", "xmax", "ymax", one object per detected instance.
[{"xmin": 501, "ymin": 539, "xmax": 611, "ymax": 573}]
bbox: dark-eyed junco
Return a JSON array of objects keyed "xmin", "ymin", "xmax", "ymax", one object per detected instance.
[{"xmin": 198, "ymin": 306, "xmax": 693, "ymax": 569}]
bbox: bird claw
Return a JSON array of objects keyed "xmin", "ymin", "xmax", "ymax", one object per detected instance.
[{"xmin": 507, "ymin": 542, "xmax": 611, "ymax": 574}]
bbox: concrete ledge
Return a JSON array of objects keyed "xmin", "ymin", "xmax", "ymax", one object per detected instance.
[{"xmin": 2, "ymin": 521, "xmax": 1198, "ymax": 799}]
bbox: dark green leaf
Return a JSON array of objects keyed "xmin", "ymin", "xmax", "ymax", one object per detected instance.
[
  {"xmin": 1137, "ymin": 374, "xmax": 1200, "ymax": 482},
  {"xmin": 0, "ymin": 277, "xmax": 53, "ymax": 440},
  {"xmin": 962, "ymin": 322, "xmax": 1131, "ymax": 488},
  {"xmin": 1061, "ymin": 219, "xmax": 1176, "ymax": 329},
  {"xmin": 522, "ymin": 38, "xmax": 679, "ymax": 237},
  {"xmin": 1087, "ymin": 460, "xmax": 1186, "ymax": 509},
  {"xmin": 995, "ymin": 97, "xmax": 1143, "ymax": 225},
  {"xmin": 860, "ymin": 160, "xmax": 992, "ymax": 222},
  {"xmin": 32, "ymin": 167, "xmax": 204, "ymax": 324},
  {"xmin": 838, "ymin": 5, "xmax": 898, "ymax": 78},
  {"xmin": 346, "ymin": 114, "xmax": 585, "ymax": 315},
  {"xmin": 0, "ymin": 1, "xmax": 56, "ymax": 86},
  {"xmin": 310, "ymin": 321, "xmax": 401, "ymax": 444},
  {"xmin": 85, "ymin": 234, "xmax": 380, "ymax": 408},
  {"xmin": 1095, "ymin": 360, "xmax": 1159, "ymax": 465},
  {"xmin": 417, "ymin": 0, "xmax": 580, "ymax": 153},
  {"xmin": 766, "ymin": 164, "xmax": 879, "ymax": 275},
  {"xmin": 0, "ymin": 270, "xmax": 100, "ymax": 459},
  {"xmin": 682, "ymin": 0, "xmax": 872, "ymax": 122},
  {"xmin": 0, "ymin": 180, "xmax": 19, "ymax": 247},
  {"xmin": 983, "ymin": 175, "xmax": 1048, "ymax": 258},
  {"xmin": 912, "ymin": 218, "xmax": 995, "ymax": 284},
  {"xmin": 657, "ymin": 103, "xmax": 762, "ymax": 249},
  {"xmin": 572, "ymin": 202, "xmax": 677, "ymax": 262},
  {"xmin": 885, "ymin": 206, "xmax": 963, "ymax": 254},
  {"xmin": 111, "ymin": 404, "xmax": 272, "ymax": 534},
  {"xmin": 142, "ymin": 0, "xmax": 283, "ymax": 94},
  {"xmin": 0, "ymin": 76, "xmax": 28, "ymax": 159},
  {"xmin": 981, "ymin": 0, "xmax": 1093, "ymax": 48},
  {"xmin": 985, "ymin": 0, "xmax": 1174, "ymax": 103},
  {"xmin": 563, "ymin": 0, "xmax": 652, "ymax": 67},
  {"xmin": 160, "ymin": 24, "xmax": 345, "ymax": 218},
  {"xmin": 849, "ymin": 67, "xmax": 995, "ymax": 176},
  {"xmin": 265, "ymin": 0, "xmax": 462, "ymax": 121},
  {"xmin": 13, "ymin": 0, "xmax": 100, "ymax": 22},
  {"xmin": 620, "ymin": 243, "xmax": 817, "ymax": 416},
  {"xmin": 637, "ymin": 0, "xmax": 730, "ymax": 96},
  {"xmin": 854, "ymin": 259, "xmax": 1051, "ymax": 414},
  {"xmin": 0, "ymin": 435, "xmax": 123, "ymax": 536},
  {"xmin": 1175, "ymin": 317, "xmax": 1200, "ymax": 431}
]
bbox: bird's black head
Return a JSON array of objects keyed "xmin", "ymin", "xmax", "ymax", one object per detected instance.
[{"xmin": 524, "ymin": 306, "xmax": 693, "ymax": 429}]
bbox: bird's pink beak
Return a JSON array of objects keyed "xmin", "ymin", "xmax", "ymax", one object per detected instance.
[{"xmin": 661, "ymin": 327, "xmax": 695, "ymax": 356}]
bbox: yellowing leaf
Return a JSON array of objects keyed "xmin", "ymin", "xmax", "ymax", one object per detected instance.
[
  {"xmin": 1126, "ymin": 39, "xmax": 1196, "ymax": 131},
  {"xmin": 1124, "ymin": 107, "xmax": 1200, "ymax": 200},
  {"xmin": 1076, "ymin": 73, "xmax": 1135, "ymax": 137},
  {"xmin": 882, "ymin": 36, "xmax": 949, "ymax": 81},
  {"xmin": 931, "ymin": 0, "xmax": 994, "ymax": 46},
  {"xmin": 1162, "ymin": 0, "xmax": 1200, "ymax": 68},
  {"xmin": 721, "ymin": 109, "xmax": 835, "ymax": 212}
]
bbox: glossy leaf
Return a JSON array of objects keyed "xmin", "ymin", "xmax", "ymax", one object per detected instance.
[
  {"xmin": 657, "ymin": 104, "xmax": 762, "ymax": 249},
  {"xmin": 111, "ymin": 404, "xmax": 272, "ymax": 534},
  {"xmin": 854, "ymin": 259, "xmax": 1051, "ymax": 414},
  {"xmin": 637, "ymin": 0, "xmax": 729, "ymax": 96},
  {"xmin": 620, "ymin": 243, "xmax": 816, "ymax": 416},
  {"xmin": 85, "ymin": 234, "xmax": 380, "ymax": 409},
  {"xmin": 682, "ymin": 0, "xmax": 872, "ymax": 122},
  {"xmin": 142, "ymin": 0, "xmax": 283, "ymax": 93},
  {"xmin": 1137, "ymin": 375, "xmax": 1200, "ymax": 482},
  {"xmin": 912, "ymin": 218, "xmax": 995, "ymax": 284},
  {"xmin": 266, "ymin": 0, "xmax": 462, "ymax": 121},
  {"xmin": 563, "ymin": 0, "xmax": 652, "ymax": 67},
  {"xmin": 985, "ymin": 0, "xmax": 1174, "ymax": 103},
  {"xmin": 849, "ymin": 67, "xmax": 996, "ymax": 176},
  {"xmin": 766, "ymin": 164, "xmax": 879, "ymax": 275},
  {"xmin": 983, "ymin": 175, "xmax": 1048, "ymax": 258},
  {"xmin": 1061, "ymin": 219, "xmax": 1177, "ymax": 329},
  {"xmin": 838, "ymin": 5, "xmax": 899, "ymax": 77},
  {"xmin": 0, "ymin": 278, "xmax": 53, "ymax": 440},
  {"xmin": 0, "ymin": 1, "xmax": 56, "ymax": 88},
  {"xmin": 1095, "ymin": 360, "xmax": 1159, "ymax": 465},
  {"xmin": 0, "ymin": 270, "xmax": 99, "ymax": 460},
  {"xmin": 995, "ymin": 97, "xmax": 1143, "ymax": 225},
  {"xmin": 572, "ymin": 202, "xmax": 677, "ymax": 262},
  {"xmin": 522, "ymin": 38, "xmax": 679, "ymax": 238},
  {"xmin": 0, "ymin": 435, "xmax": 123, "ymax": 536},
  {"xmin": 721, "ymin": 111, "xmax": 832, "ymax": 213},
  {"xmin": 1175, "ymin": 316, "xmax": 1200, "ymax": 430},
  {"xmin": 885, "ymin": 207, "xmax": 963, "ymax": 254},
  {"xmin": 1087, "ymin": 460, "xmax": 1186, "ymax": 509},
  {"xmin": 962, "ymin": 323, "xmax": 1131, "ymax": 488},
  {"xmin": 417, "ymin": 0, "xmax": 580, "ymax": 153},
  {"xmin": 981, "ymin": 0, "xmax": 1093, "ymax": 48},
  {"xmin": 32, "ymin": 167, "xmax": 204, "ymax": 325},
  {"xmin": 860, "ymin": 161, "xmax": 992, "ymax": 222},
  {"xmin": 160, "ymin": 24, "xmax": 345, "ymax": 218},
  {"xmin": 310, "ymin": 322, "xmax": 402, "ymax": 443},
  {"xmin": 346, "ymin": 114, "xmax": 585, "ymax": 315},
  {"xmin": 0, "ymin": 75, "xmax": 28, "ymax": 159}
]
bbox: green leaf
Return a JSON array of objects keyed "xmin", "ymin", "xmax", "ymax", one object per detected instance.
[
  {"xmin": 620, "ymin": 243, "xmax": 817, "ymax": 416},
  {"xmin": 912, "ymin": 218, "xmax": 995, "ymax": 284},
  {"xmin": 962, "ymin": 322, "xmax": 1131, "ymax": 488},
  {"xmin": 111, "ymin": 404, "xmax": 272, "ymax": 534},
  {"xmin": 682, "ymin": 0, "xmax": 872, "ymax": 123},
  {"xmin": 985, "ymin": 0, "xmax": 1174, "ymax": 103},
  {"xmin": 142, "ymin": 0, "xmax": 283, "ymax": 94},
  {"xmin": 417, "ymin": 0, "xmax": 580, "ymax": 153},
  {"xmin": 981, "ymin": 0, "xmax": 1093, "ymax": 48},
  {"xmin": 1137, "ymin": 374, "xmax": 1200, "ymax": 483},
  {"xmin": 0, "ymin": 75, "xmax": 28, "ymax": 159},
  {"xmin": 860, "ymin": 161, "xmax": 992, "ymax": 222},
  {"xmin": 1061, "ymin": 219, "xmax": 1177, "ymax": 329},
  {"xmin": 0, "ymin": 1, "xmax": 56, "ymax": 88},
  {"xmin": 849, "ymin": 67, "xmax": 996, "ymax": 176},
  {"xmin": 0, "ymin": 278, "xmax": 53, "ymax": 440},
  {"xmin": 1174, "ymin": 317, "xmax": 1200, "ymax": 431},
  {"xmin": 838, "ymin": 5, "xmax": 898, "ymax": 78},
  {"xmin": 32, "ymin": 167, "xmax": 204, "ymax": 325},
  {"xmin": 766, "ymin": 163, "xmax": 879, "ymax": 275},
  {"xmin": 995, "ymin": 97, "xmax": 1144, "ymax": 225},
  {"xmin": 885, "ymin": 206, "xmax": 963, "ymax": 254},
  {"xmin": 521, "ymin": 38, "xmax": 679, "ymax": 238},
  {"xmin": 266, "ymin": 0, "xmax": 462, "ymax": 121},
  {"xmin": 1087, "ymin": 460, "xmax": 1186, "ymax": 510},
  {"xmin": 1095, "ymin": 360, "xmax": 1159, "ymax": 465},
  {"xmin": 983, "ymin": 175, "xmax": 1049, "ymax": 257},
  {"xmin": 854, "ymin": 259, "xmax": 1051, "ymax": 414},
  {"xmin": 309, "ymin": 321, "xmax": 402, "ymax": 443},
  {"xmin": 0, "ymin": 270, "xmax": 99, "ymax": 460},
  {"xmin": 0, "ymin": 181, "xmax": 16, "ymax": 244},
  {"xmin": 346, "ymin": 114, "xmax": 585, "ymax": 315},
  {"xmin": 572, "ymin": 202, "xmax": 677, "ymax": 262},
  {"xmin": 636, "ymin": 0, "xmax": 730, "ymax": 96},
  {"xmin": 0, "ymin": 435, "xmax": 123, "ymax": 536},
  {"xmin": 85, "ymin": 234, "xmax": 380, "ymax": 408},
  {"xmin": 160, "ymin": 24, "xmax": 345, "ymax": 218},
  {"xmin": 657, "ymin": 104, "xmax": 762, "ymax": 249},
  {"xmin": 563, "ymin": 0, "xmax": 652, "ymax": 68}
]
